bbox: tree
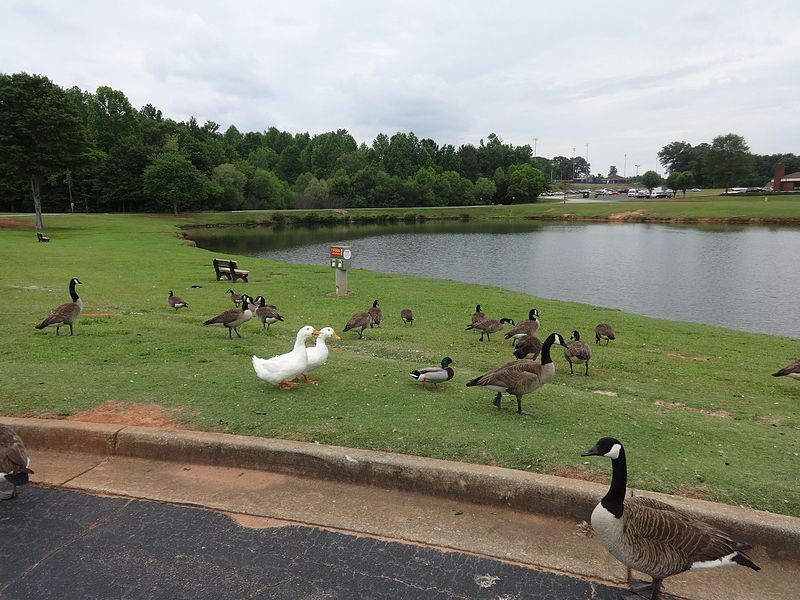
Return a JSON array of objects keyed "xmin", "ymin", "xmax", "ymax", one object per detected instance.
[
  {"xmin": 212, "ymin": 163, "xmax": 247, "ymax": 209},
  {"xmin": 675, "ymin": 171, "xmax": 695, "ymax": 197},
  {"xmin": 704, "ymin": 133, "xmax": 754, "ymax": 190},
  {"xmin": 0, "ymin": 73, "xmax": 88, "ymax": 229},
  {"xmin": 142, "ymin": 151, "xmax": 211, "ymax": 214},
  {"xmin": 249, "ymin": 169, "xmax": 290, "ymax": 209},
  {"xmin": 507, "ymin": 164, "xmax": 548, "ymax": 202},
  {"xmin": 473, "ymin": 177, "xmax": 496, "ymax": 204},
  {"xmin": 640, "ymin": 170, "xmax": 662, "ymax": 194}
]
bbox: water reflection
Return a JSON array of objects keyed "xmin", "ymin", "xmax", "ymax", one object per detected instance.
[{"xmin": 189, "ymin": 221, "xmax": 800, "ymax": 338}]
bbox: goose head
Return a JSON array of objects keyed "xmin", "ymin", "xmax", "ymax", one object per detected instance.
[
  {"xmin": 318, "ymin": 327, "xmax": 341, "ymax": 341},
  {"xmin": 571, "ymin": 330, "xmax": 581, "ymax": 341},
  {"xmin": 297, "ymin": 325, "xmax": 320, "ymax": 341},
  {"xmin": 528, "ymin": 308, "xmax": 539, "ymax": 320},
  {"xmin": 581, "ymin": 436, "xmax": 623, "ymax": 460},
  {"xmin": 544, "ymin": 332, "xmax": 569, "ymax": 348}
]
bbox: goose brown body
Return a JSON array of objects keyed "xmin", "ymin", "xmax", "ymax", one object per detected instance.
[
  {"xmin": 582, "ymin": 437, "xmax": 759, "ymax": 599},
  {"xmin": 204, "ymin": 297, "xmax": 253, "ymax": 338},
  {"xmin": 344, "ymin": 311, "xmax": 372, "ymax": 338},
  {"xmin": 400, "ymin": 308, "xmax": 414, "ymax": 326},
  {"xmin": 772, "ymin": 358, "xmax": 800, "ymax": 379},
  {"xmin": 503, "ymin": 308, "xmax": 540, "ymax": 344},
  {"xmin": 513, "ymin": 334, "xmax": 542, "ymax": 360},
  {"xmin": 564, "ymin": 330, "xmax": 592, "ymax": 375},
  {"xmin": 465, "ymin": 317, "xmax": 514, "ymax": 342},
  {"xmin": 471, "ymin": 304, "xmax": 487, "ymax": 325},
  {"xmin": 167, "ymin": 290, "xmax": 188, "ymax": 310},
  {"xmin": 368, "ymin": 299, "xmax": 383, "ymax": 328},
  {"xmin": 254, "ymin": 296, "xmax": 284, "ymax": 330},
  {"xmin": 36, "ymin": 277, "xmax": 83, "ymax": 336},
  {"xmin": 0, "ymin": 424, "xmax": 33, "ymax": 499},
  {"xmin": 595, "ymin": 323, "xmax": 616, "ymax": 345}
]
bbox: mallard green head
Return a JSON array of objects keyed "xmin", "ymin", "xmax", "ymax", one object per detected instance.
[{"xmin": 441, "ymin": 357, "xmax": 453, "ymax": 368}]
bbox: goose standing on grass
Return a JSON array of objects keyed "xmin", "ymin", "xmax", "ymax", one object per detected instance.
[
  {"xmin": 227, "ymin": 289, "xmax": 243, "ymax": 306},
  {"xmin": 400, "ymin": 308, "xmax": 414, "ymax": 326},
  {"xmin": 298, "ymin": 326, "xmax": 341, "ymax": 384},
  {"xmin": 344, "ymin": 311, "xmax": 373, "ymax": 339},
  {"xmin": 368, "ymin": 299, "xmax": 383, "ymax": 328},
  {"xmin": 36, "ymin": 277, "xmax": 83, "ymax": 336},
  {"xmin": 581, "ymin": 437, "xmax": 760, "ymax": 600},
  {"xmin": 203, "ymin": 296, "xmax": 254, "ymax": 338},
  {"xmin": 595, "ymin": 323, "xmax": 616, "ymax": 345},
  {"xmin": 0, "ymin": 424, "xmax": 33, "ymax": 500},
  {"xmin": 254, "ymin": 295, "xmax": 284, "ymax": 330},
  {"xmin": 465, "ymin": 317, "xmax": 514, "ymax": 342},
  {"xmin": 471, "ymin": 304, "xmax": 487, "ymax": 325},
  {"xmin": 410, "ymin": 357, "xmax": 454, "ymax": 391},
  {"xmin": 167, "ymin": 290, "xmax": 188, "ymax": 310},
  {"xmin": 252, "ymin": 325, "xmax": 319, "ymax": 390},
  {"xmin": 466, "ymin": 332, "xmax": 568, "ymax": 414},
  {"xmin": 503, "ymin": 308, "xmax": 540, "ymax": 346},
  {"xmin": 512, "ymin": 334, "xmax": 542, "ymax": 361},
  {"xmin": 772, "ymin": 358, "xmax": 800, "ymax": 380},
  {"xmin": 564, "ymin": 329, "xmax": 592, "ymax": 375}
]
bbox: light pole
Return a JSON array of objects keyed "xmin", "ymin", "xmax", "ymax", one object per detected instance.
[
  {"xmin": 533, "ymin": 137, "xmax": 538, "ymax": 159},
  {"xmin": 585, "ymin": 143, "xmax": 589, "ymax": 173},
  {"xmin": 624, "ymin": 154, "xmax": 627, "ymax": 179},
  {"xmin": 635, "ymin": 164, "xmax": 640, "ymax": 178},
  {"xmin": 571, "ymin": 147, "xmax": 576, "ymax": 180}
]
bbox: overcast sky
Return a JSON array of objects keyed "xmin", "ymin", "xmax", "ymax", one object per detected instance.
[{"xmin": 2, "ymin": 0, "xmax": 799, "ymax": 177}]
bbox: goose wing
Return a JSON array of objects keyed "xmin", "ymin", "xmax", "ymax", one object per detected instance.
[
  {"xmin": 773, "ymin": 359, "xmax": 800, "ymax": 377},
  {"xmin": 345, "ymin": 312, "xmax": 371, "ymax": 331},
  {"xmin": 0, "ymin": 425, "xmax": 30, "ymax": 474},
  {"xmin": 468, "ymin": 359, "xmax": 541, "ymax": 390},
  {"xmin": 37, "ymin": 302, "xmax": 80, "ymax": 328}
]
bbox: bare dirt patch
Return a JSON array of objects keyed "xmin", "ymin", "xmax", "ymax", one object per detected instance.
[
  {"xmin": 0, "ymin": 217, "xmax": 31, "ymax": 229},
  {"xmin": 550, "ymin": 464, "xmax": 608, "ymax": 484},
  {"xmin": 759, "ymin": 415, "xmax": 782, "ymax": 427},
  {"xmin": 66, "ymin": 401, "xmax": 185, "ymax": 429},
  {"xmin": 664, "ymin": 352, "xmax": 713, "ymax": 361},
  {"xmin": 654, "ymin": 400, "xmax": 731, "ymax": 418},
  {"xmin": 674, "ymin": 484, "xmax": 716, "ymax": 501},
  {"xmin": 608, "ymin": 209, "xmax": 646, "ymax": 221}
]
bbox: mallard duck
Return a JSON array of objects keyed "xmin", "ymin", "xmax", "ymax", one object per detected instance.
[
  {"xmin": 564, "ymin": 329, "xmax": 592, "ymax": 375},
  {"xmin": 410, "ymin": 357, "xmax": 454, "ymax": 391},
  {"xmin": 503, "ymin": 308, "xmax": 540, "ymax": 345},
  {"xmin": 227, "ymin": 289, "xmax": 243, "ymax": 306},
  {"xmin": 254, "ymin": 295, "xmax": 284, "ymax": 330},
  {"xmin": 0, "ymin": 424, "xmax": 33, "ymax": 500},
  {"xmin": 582, "ymin": 437, "xmax": 760, "ymax": 599},
  {"xmin": 471, "ymin": 304, "xmax": 487, "ymax": 325},
  {"xmin": 466, "ymin": 332, "xmax": 567, "ymax": 414},
  {"xmin": 204, "ymin": 296, "xmax": 254, "ymax": 338},
  {"xmin": 513, "ymin": 334, "xmax": 542, "ymax": 360},
  {"xmin": 400, "ymin": 308, "xmax": 414, "ymax": 326},
  {"xmin": 772, "ymin": 359, "xmax": 800, "ymax": 380},
  {"xmin": 595, "ymin": 323, "xmax": 616, "ymax": 345},
  {"xmin": 167, "ymin": 290, "xmax": 188, "ymax": 310},
  {"xmin": 252, "ymin": 325, "xmax": 320, "ymax": 390},
  {"xmin": 36, "ymin": 277, "xmax": 83, "ymax": 336},
  {"xmin": 368, "ymin": 299, "xmax": 383, "ymax": 328},
  {"xmin": 465, "ymin": 317, "xmax": 514, "ymax": 341},
  {"xmin": 300, "ymin": 326, "xmax": 341, "ymax": 384},
  {"xmin": 344, "ymin": 311, "xmax": 373, "ymax": 338}
]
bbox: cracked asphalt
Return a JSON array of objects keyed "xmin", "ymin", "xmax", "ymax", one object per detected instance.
[{"xmin": 0, "ymin": 487, "xmax": 629, "ymax": 600}]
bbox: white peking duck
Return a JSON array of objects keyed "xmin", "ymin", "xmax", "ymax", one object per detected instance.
[
  {"xmin": 252, "ymin": 325, "xmax": 320, "ymax": 390},
  {"xmin": 297, "ymin": 326, "xmax": 341, "ymax": 384}
]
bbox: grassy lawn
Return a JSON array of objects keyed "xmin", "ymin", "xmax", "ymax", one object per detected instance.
[{"xmin": 1, "ymin": 210, "xmax": 799, "ymax": 517}]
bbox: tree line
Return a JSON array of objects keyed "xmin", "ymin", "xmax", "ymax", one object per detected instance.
[{"xmin": 1, "ymin": 72, "xmax": 796, "ymax": 224}]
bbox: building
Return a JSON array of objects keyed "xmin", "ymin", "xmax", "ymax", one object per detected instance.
[
  {"xmin": 602, "ymin": 173, "xmax": 626, "ymax": 185},
  {"xmin": 772, "ymin": 164, "xmax": 800, "ymax": 191}
]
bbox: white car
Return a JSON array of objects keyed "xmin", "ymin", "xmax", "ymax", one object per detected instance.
[{"xmin": 627, "ymin": 189, "xmax": 638, "ymax": 197}]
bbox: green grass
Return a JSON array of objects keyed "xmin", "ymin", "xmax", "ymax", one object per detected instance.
[{"xmin": 1, "ymin": 211, "xmax": 799, "ymax": 517}]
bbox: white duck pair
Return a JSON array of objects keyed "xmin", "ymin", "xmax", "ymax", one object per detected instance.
[{"xmin": 251, "ymin": 326, "xmax": 340, "ymax": 390}]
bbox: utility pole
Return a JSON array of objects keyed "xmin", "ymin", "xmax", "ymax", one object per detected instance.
[
  {"xmin": 533, "ymin": 137, "xmax": 538, "ymax": 159},
  {"xmin": 624, "ymin": 154, "xmax": 627, "ymax": 179},
  {"xmin": 571, "ymin": 147, "xmax": 576, "ymax": 180},
  {"xmin": 635, "ymin": 164, "xmax": 641, "ymax": 178}
]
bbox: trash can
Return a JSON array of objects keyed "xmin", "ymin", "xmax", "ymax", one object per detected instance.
[{"xmin": 582, "ymin": 191, "xmax": 590, "ymax": 198}]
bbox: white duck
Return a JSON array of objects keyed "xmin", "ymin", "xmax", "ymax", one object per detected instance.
[
  {"xmin": 298, "ymin": 326, "xmax": 341, "ymax": 384},
  {"xmin": 252, "ymin": 325, "xmax": 319, "ymax": 390}
]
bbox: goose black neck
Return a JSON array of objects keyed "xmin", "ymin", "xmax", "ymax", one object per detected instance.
[
  {"xmin": 601, "ymin": 446, "xmax": 627, "ymax": 518},
  {"xmin": 541, "ymin": 336, "xmax": 557, "ymax": 365},
  {"xmin": 69, "ymin": 279, "xmax": 79, "ymax": 302}
]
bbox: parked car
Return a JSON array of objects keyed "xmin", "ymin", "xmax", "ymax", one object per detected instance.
[
  {"xmin": 635, "ymin": 190, "xmax": 650, "ymax": 198},
  {"xmin": 627, "ymin": 189, "xmax": 638, "ymax": 197},
  {"xmin": 650, "ymin": 189, "xmax": 673, "ymax": 198},
  {"xmin": 689, "ymin": 188, "xmax": 702, "ymax": 192}
]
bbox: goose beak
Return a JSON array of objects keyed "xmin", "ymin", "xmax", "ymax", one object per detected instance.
[
  {"xmin": 331, "ymin": 332, "xmax": 341, "ymax": 340},
  {"xmin": 581, "ymin": 443, "xmax": 602, "ymax": 457},
  {"xmin": 312, "ymin": 328, "xmax": 321, "ymax": 337}
]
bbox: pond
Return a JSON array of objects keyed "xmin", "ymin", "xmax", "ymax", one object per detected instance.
[{"xmin": 189, "ymin": 220, "xmax": 800, "ymax": 339}]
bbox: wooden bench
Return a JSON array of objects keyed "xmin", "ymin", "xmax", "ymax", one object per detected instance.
[
  {"xmin": 36, "ymin": 232, "xmax": 50, "ymax": 242},
  {"xmin": 212, "ymin": 258, "xmax": 249, "ymax": 283}
]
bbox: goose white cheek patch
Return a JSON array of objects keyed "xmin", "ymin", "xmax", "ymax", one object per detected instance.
[{"xmin": 606, "ymin": 443, "xmax": 621, "ymax": 459}]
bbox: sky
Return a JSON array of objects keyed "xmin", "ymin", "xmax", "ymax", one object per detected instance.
[{"xmin": 2, "ymin": 0, "xmax": 799, "ymax": 177}]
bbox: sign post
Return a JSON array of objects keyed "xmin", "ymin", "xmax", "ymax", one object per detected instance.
[{"xmin": 329, "ymin": 245, "xmax": 352, "ymax": 296}]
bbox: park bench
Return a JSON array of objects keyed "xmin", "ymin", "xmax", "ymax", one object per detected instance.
[
  {"xmin": 36, "ymin": 232, "xmax": 50, "ymax": 242},
  {"xmin": 212, "ymin": 258, "xmax": 249, "ymax": 283}
]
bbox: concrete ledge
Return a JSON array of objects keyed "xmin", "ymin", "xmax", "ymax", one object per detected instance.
[{"xmin": 4, "ymin": 416, "xmax": 800, "ymax": 561}]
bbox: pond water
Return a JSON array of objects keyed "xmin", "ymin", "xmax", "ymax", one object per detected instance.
[{"xmin": 189, "ymin": 220, "xmax": 800, "ymax": 338}]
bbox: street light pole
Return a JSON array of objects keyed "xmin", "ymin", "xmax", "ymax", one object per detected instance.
[
  {"xmin": 624, "ymin": 154, "xmax": 627, "ymax": 179},
  {"xmin": 635, "ymin": 164, "xmax": 640, "ymax": 178},
  {"xmin": 533, "ymin": 137, "xmax": 538, "ymax": 159},
  {"xmin": 571, "ymin": 147, "xmax": 576, "ymax": 180}
]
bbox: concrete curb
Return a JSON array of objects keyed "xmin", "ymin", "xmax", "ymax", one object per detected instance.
[{"xmin": 4, "ymin": 416, "xmax": 799, "ymax": 561}]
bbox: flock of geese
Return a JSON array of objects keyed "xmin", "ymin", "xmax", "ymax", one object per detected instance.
[{"xmin": 24, "ymin": 276, "xmax": 800, "ymax": 598}]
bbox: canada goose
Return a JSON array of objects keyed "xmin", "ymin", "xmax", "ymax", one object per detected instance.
[
  {"xmin": 368, "ymin": 299, "xmax": 383, "ymax": 328},
  {"xmin": 465, "ymin": 317, "xmax": 514, "ymax": 342},
  {"xmin": 564, "ymin": 329, "xmax": 592, "ymax": 375},
  {"xmin": 227, "ymin": 289, "xmax": 243, "ymax": 306},
  {"xmin": 512, "ymin": 334, "xmax": 542, "ymax": 361},
  {"xmin": 582, "ymin": 437, "xmax": 760, "ymax": 599},
  {"xmin": 595, "ymin": 323, "xmax": 616, "ymax": 345},
  {"xmin": 410, "ymin": 357, "xmax": 454, "ymax": 391},
  {"xmin": 299, "ymin": 326, "xmax": 341, "ymax": 384},
  {"xmin": 252, "ymin": 325, "xmax": 320, "ymax": 390},
  {"xmin": 0, "ymin": 424, "xmax": 33, "ymax": 500},
  {"xmin": 344, "ymin": 311, "xmax": 373, "ymax": 339},
  {"xmin": 203, "ymin": 296, "xmax": 254, "ymax": 338},
  {"xmin": 254, "ymin": 295, "xmax": 284, "ymax": 330},
  {"xmin": 471, "ymin": 304, "xmax": 487, "ymax": 325},
  {"xmin": 503, "ymin": 308, "xmax": 540, "ymax": 345},
  {"xmin": 772, "ymin": 359, "xmax": 800, "ymax": 380},
  {"xmin": 466, "ymin": 332, "xmax": 568, "ymax": 414},
  {"xmin": 35, "ymin": 277, "xmax": 83, "ymax": 336},
  {"xmin": 400, "ymin": 308, "xmax": 414, "ymax": 326},
  {"xmin": 167, "ymin": 290, "xmax": 188, "ymax": 310}
]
